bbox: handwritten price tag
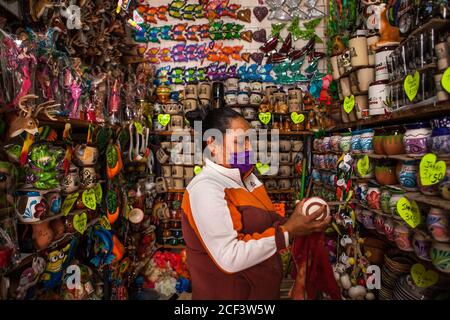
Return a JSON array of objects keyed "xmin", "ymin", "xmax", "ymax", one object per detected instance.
[
  {"xmin": 194, "ymin": 165, "xmax": 202, "ymax": 175},
  {"xmin": 442, "ymin": 67, "xmax": 450, "ymax": 93},
  {"xmin": 397, "ymin": 197, "xmax": 421, "ymax": 228},
  {"xmin": 157, "ymin": 114, "xmax": 171, "ymax": 127},
  {"xmin": 82, "ymin": 189, "xmax": 97, "ymax": 211},
  {"xmin": 290, "ymin": 112, "xmax": 305, "ymax": 124},
  {"xmin": 256, "ymin": 162, "xmax": 270, "ymax": 175},
  {"xmin": 419, "ymin": 153, "xmax": 446, "ymax": 186},
  {"xmin": 411, "ymin": 263, "xmax": 438, "ymax": 288},
  {"xmin": 343, "ymin": 95, "xmax": 355, "ymax": 114},
  {"xmin": 258, "ymin": 112, "xmax": 271, "ymax": 125},
  {"xmin": 61, "ymin": 193, "xmax": 79, "ymax": 216},
  {"xmin": 404, "ymin": 71, "xmax": 420, "ymax": 102},
  {"xmin": 73, "ymin": 212, "xmax": 87, "ymax": 234},
  {"xmin": 357, "ymin": 155, "xmax": 370, "ymax": 177}
]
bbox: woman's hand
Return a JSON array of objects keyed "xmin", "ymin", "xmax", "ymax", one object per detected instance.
[{"xmin": 281, "ymin": 199, "xmax": 332, "ymax": 239}]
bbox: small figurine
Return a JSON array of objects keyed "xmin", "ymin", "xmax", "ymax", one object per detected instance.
[
  {"xmin": 40, "ymin": 241, "xmax": 74, "ymax": 290},
  {"xmin": 376, "ymin": 3, "xmax": 401, "ymax": 46},
  {"xmin": 15, "ymin": 256, "xmax": 46, "ymax": 300}
]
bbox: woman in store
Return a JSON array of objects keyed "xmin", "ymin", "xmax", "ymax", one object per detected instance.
[{"xmin": 181, "ymin": 107, "xmax": 331, "ymax": 300}]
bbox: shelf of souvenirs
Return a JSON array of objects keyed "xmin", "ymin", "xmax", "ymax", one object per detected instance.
[
  {"xmin": 388, "ymin": 62, "xmax": 437, "ymax": 86},
  {"xmin": 312, "ymin": 166, "xmax": 337, "ymax": 173},
  {"xmin": 354, "ymin": 152, "xmax": 450, "ymax": 162},
  {"xmin": 157, "ymin": 244, "xmax": 186, "ymax": 250},
  {"xmin": 2, "ymin": 217, "xmax": 99, "ymax": 275},
  {"xmin": 327, "ymin": 100, "xmax": 450, "ymax": 133},
  {"xmin": 38, "ymin": 115, "xmax": 122, "ymax": 129},
  {"xmin": 257, "ymin": 175, "xmax": 301, "ymax": 180},
  {"xmin": 152, "ymin": 129, "xmax": 313, "ymax": 136},
  {"xmin": 312, "ymin": 180, "xmax": 336, "ymax": 192},
  {"xmin": 404, "ymin": 18, "xmax": 450, "ymax": 43},
  {"xmin": 360, "ymin": 226, "xmax": 450, "ymax": 278},
  {"xmin": 168, "ymin": 187, "xmax": 298, "ymax": 194}
]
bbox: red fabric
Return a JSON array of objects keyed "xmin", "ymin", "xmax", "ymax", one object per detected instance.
[{"xmin": 290, "ymin": 232, "xmax": 341, "ymax": 300}]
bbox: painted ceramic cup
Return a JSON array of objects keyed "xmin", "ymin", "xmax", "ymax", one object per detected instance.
[
  {"xmin": 362, "ymin": 210, "xmax": 376, "ymax": 230},
  {"xmin": 339, "ymin": 133, "xmax": 352, "ymax": 153},
  {"xmin": 426, "ymin": 207, "xmax": 450, "ymax": 242},
  {"xmin": 388, "ymin": 190, "xmax": 406, "ymax": 217},
  {"xmin": 430, "ymin": 242, "xmax": 450, "ymax": 274},
  {"xmin": 412, "ymin": 231, "xmax": 432, "ymax": 261},
  {"xmin": 79, "ymin": 167, "xmax": 97, "ymax": 189},
  {"xmin": 403, "ymin": 122, "xmax": 432, "ymax": 156},
  {"xmin": 383, "ymin": 127, "xmax": 405, "ymax": 155},
  {"xmin": 355, "ymin": 182, "xmax": 369, "ymax": 205},
  {"xmin": 367, "ymin": 186, "xmax": 381, "ymax": 210},
  {"xmin": 360, "ymin": 129, "xmax": 375, "ymax": 153},
  {"xmin": 73, "ymin": 144, "xmax": 99, "ymax": 167},
  {"xmin": 394, "ymin": 224, "xmax": 414, "ymax": 252},
  {"xmin": 397, "ymin": 160, "xmax": 419, "ymax": 191},
  {"xmin": 431, "ymin": 127, "xmax": 450, "ymax": 155},
  {"xmin": 62, "ymin": 165, "xmax": 79, "ymax": 194},
  {"xmin": 331, "ymin": 135, "xmax": 341, "ymax": 152},
  {"xmin": 351, "ymin": 131, "xmax": 362, "ymax": 154},
  {"xmin": 380, "ymin": 188, "xmax": 392, "ymax": 214},
  {"xmin": 373, "ymin": 128, "xmax": 386, "ymax": 154},
  {"xmin": 46, "ymin": 192, "xmax": 62, "ymax": 216},
  {"xmin": 15, "ymin": 190, "xmax": 45, "ymax": 223},
  {"xmin": 322, "ymin": 137, "xmax": 332, "ymax": 152},
  {"xmin": 439, "ymin": 164, "xmax": 450, "ymax": 200},
  {"xmin": 383, "ymin": 217, "xmax": 396, "ymax": 241}
]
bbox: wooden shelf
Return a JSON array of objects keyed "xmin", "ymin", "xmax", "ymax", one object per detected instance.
[
  {"xmin": 388, "ymin": 63, "xmax": 436, "ymax": 86},
  {"xmin": 39, "ymin": 115, "xmax": 120, "ymax": 129},
  {"xmin": 312, "ymin": 167, "xmax": 337, "ymax": 173},
  {"xmin": 405, "ymin": 192, "xmax": 450, "ymax": 211},
  {"xmin": 257, "ymin": 175, "xmax": 299, "ymax": 179},
  {"xmin": 152, "ymin": 130, "xmax": 193, "ymax": 136},
  {"xmin": 365, "ymin": 153, "xmax": 450, "ymax": 161},
  {"xmin": 405, "ymin": 18, "xmax": 450, "ymax": 42},
  {"xmin": 167, "ymin": 189, "xmax": 185, "ymax": 193},
  {"xmin": 327, "ymin": 101, "xmax": 450, "ymax": 132},
  {"xmin": 152, "ymin": 129, "xmax": 312, "ymax": 136},
  {"xmin": 226, "ymin": 104, "xmax": 261, "ymax": 108},
  {"xmin": 267, "ymin": 189, "xmax": 296, "ymax": 194},
  {"xmin": 157, "ymin": 244, "xmax": 186, "ymax": 249}
]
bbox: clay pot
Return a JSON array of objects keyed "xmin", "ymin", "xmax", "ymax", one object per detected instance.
[
  {"xmin": 382, "ymin": 127, "xmax": 405, "ymax": 155},
  {"xmin": 373, "ymin": 128, "xmax": 386, "ymax": 155},
  {"xmin": 32, "ymin": 221, "xmax": 54, "ymax": 250},
  {"xmin": 375, "ymin": 160, "xmax": 398, "ymax": 185}
]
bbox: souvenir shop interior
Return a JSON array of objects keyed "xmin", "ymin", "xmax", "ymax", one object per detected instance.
[{"xmin": 0, "ymin": 0, "xmax": 450, "ymax": 301}]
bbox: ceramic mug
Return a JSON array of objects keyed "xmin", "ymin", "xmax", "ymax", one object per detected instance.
[
  {"xmin": 280, "ymin": 140, "xmax": 291, "ymax": 152},
  {"xmin": 185, "ymin": 84, "xmax": 198, "ymax": 99},
  {"xmin": 173, "ymin": 179, "xmax": 184, "ymax": 189},
  {"xmin": 162, "ymin": 165, "xmax": 172, "ymax": 177},
  {"xmin": 380, "ymin": 188, "xmax": 391, "ymax": 214},
  {"xmin": 80, "ymin": 167, "xmax": 96, "ymax": 189},
  {"xmin": 46, "ymin": 192, "xmax": 61, "ymax": 216},
  {"xmin": 165, "ymin": 177, "xmax": 173, "ymax": 188},
  {"xmin": 251, "ymin": 81, "xmax": 262, "ymax": 92},
  {"xmin": 162, "ymin": 104, "xmax": 182, "ymax": 115},
  {"xmin": 279, "ymin": 165, "xmax": 291, "ymax": 177},
  {"xmin": 242, "ymin": 107, "xmax": 256, "ymax": 120},
  {"xmin": 161, "ymin": 142, "xmax": 171, "ymax": 150},
  {"xmin": 278, "ymin": 179, "xmax": 291, "ymax": 190},
  {"xmin": 330, "ymin": 55, "xmax": 341, "ymax": 80},
  {"xmin": 237, "ymin": 92, "xmax": 249, "ymax": 105},
  {"xmin": 356, "ymin": 67, "xmax": 375, "ymax": 92},
  {"xmin": 280, "ymin": 153, "xmax": 291, "ymax": 164},
  {"xmin": 383, "ymin": 217, "xmax": 395, "ymax": 241},
  {"xmin": 292, "ymin": 140, "xmax": 303, "ymax": 152},
  {"xmin": 238, "ymin": 81, "xmax": 250, "ymax": 92},
  {"xmin": 225, "ymin": 77, "xmax": 239, "ymax": 91},
  {"xmin": 73, "ymin": 144, "xmax": 99, "ymax": 167},
  {"xmin": 169, "ymin": 115, "xmax": 184, "ymax": 130},
  {"xmin": 430, "ymin": 242, "xmax": 450, "ymax": 273},
  {"xmin": 355, "ymin": 182, "xmax": 369, "ymax": 205},
  {"xmin": 224, "ymin": 91, "xmax": 238, "ymax": 105},
  {"xmin": 394, "ymin": 224, "xmax": 414, "ymax": 252},
  {"xmin": 183, "ymin": 154, "xmax": 194, "ymax": 165},
  {"xmin": 198, "ymin": 83, "xmax": 211, "ymax": 100},
  {"xmin": 155, "ymin": 177, "xmax": 168, "ymax": 193},
  {"xmin": 172, "ymin": 166, "xmax": 184, "ymax": 178},
  {"xmin": 339, "ymin": 77, "xmax": 352, "ymax": 97},
  {"xmin": 250, "ymin": 92, "xmax": 263, "ymax": 104},
  {"xmin": 156, "ymin": 148, "xmax": 170, "ymax": 164},
  {"xmin": 427, "ymin": 207, "xmax": 449, "ymax": 242},
  {"xmin": 367, "ymin": 186, "xmax": 381, "ymax": 210},
  {"xmin": 15, "ymin": 190, "xmax": 45, "ymax": 222},
  {"xmin": 412, "ymin": 230, "xmax": 432, "ymax": 261},
  {"xmin": 62, "ymin": 165, "xmax": 79, "ymax": 194},
  {"xmin": 183, "ymin": 99, "xmax": 198, "ymax": 113},
  {"xmin": 264, "ymin": 179, "xmax": 277, "ymax": 190},
  {"xmin": 250, "ymin": 120, "xmax": 262, "ymax": 129},
  {"xmin": 349, "ymin": 34, "xmax": 369, "ymax": 67},
  {"xmin": 184, "ymin": 167, "xmax": 194, "ymax": 178}
]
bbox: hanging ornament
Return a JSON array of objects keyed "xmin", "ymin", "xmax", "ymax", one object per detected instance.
[
  {"xmin": 300, "ymin": 0, "xmax": 325, "ymax": 20},
  {"xmin": 271, "ymin": 23, "xmax": 286, "ymax": 38},
  {"xmin": 241, "ymin": 52, "xmax": 251, "ymax": 63},
  {"xmin": 240, "ymin": 30, "xmax": 253, "ymax": 42},
  {"xmin": 267, "ymin": 0, "xmax": 293, "ymax": 21},
  {"xmin": 252, "ymin": 29, "xmax": 267, "ymax": 43},
  {"xmin": 237, "ymin": 9, "xmax": 251, "ymax": 23},
  {"xmin": 253, "ymin": 6, "xmax": 269, "ymax": 22}
]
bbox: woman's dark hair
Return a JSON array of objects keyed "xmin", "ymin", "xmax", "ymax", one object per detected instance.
[{"xmin": 202, "ymin": 107, "xmax": 245, "ymax": 135}]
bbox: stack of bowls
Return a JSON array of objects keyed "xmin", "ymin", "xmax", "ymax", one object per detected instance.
[
  {"xmin": 392, "ymin": 275, "xmax": 436, "ymax": 300},
  {"xmin": 380, "ymin": 253, "xmax": 414, "ymax": 300}
]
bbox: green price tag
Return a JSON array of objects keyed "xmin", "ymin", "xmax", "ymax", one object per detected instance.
[
  {"xmin": 411, "ymin": 263, "xmax": 439, "ymax": 288},
  {"xmin": 357, "ymin": 155, "xmax": 370, "ymax": 177},
  {"xmin": 61, "ymin": 192, "xmax": 79, "ymax": 216},
  {"xmin": 404, "ymin": 71, "xmax": 420, "ymax": 102},
  {"xmin": 134, "ymin": 122, "xmax": 143, "ymax": 135},
  {"xmin": 419, "ymin": 153, "xmax": 446, "ymax": 186},
  {"xmin": 194, "ymin": 165, "xmax": 202, "ymax": 175},
  {"xmin": 258, "ymin": 112, "xmax": 271, "ymax": 125},
  {"xmin": 255, "ymin": 162, "xmax": 270, "ymax": 175},
  {"xmin": 290, "ymin": 112, "xmax": 305, "ymax": 124},
  {"xmin": 157, "ymin": 114, "xmax": 171, "ymax": 127},
  {"xmin": 396, "ymin": 197, "xmax": 420, "ymax": 228},
  {"xmin": 343, "ymin": 95, "xmax": 355, "ymax": 114},
  {"xmin": 82, "ymin": 189, "xmax": 97, "ymax": 211},
  {"xmin": 441, "ymin": 67, "xmax": 450, "ymax": 93},
  {"xmin": 73, "ymin": 212, "xmax": 88, "ymax": 234}
]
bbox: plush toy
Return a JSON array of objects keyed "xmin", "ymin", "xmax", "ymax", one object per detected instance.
[{"xmin": 40, "ymin": 239, "xmax": 76, "ymax": 290}]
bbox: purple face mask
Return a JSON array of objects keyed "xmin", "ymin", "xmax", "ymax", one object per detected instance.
[{"xmin": 229, "ymin": 151, "xmax": 254, "ymax": 176}]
